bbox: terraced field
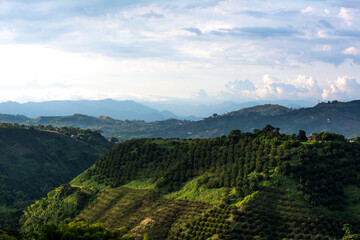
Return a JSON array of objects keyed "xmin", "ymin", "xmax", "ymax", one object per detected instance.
[{"xmin": 79, "ymin": 187, "xmax": 210, "ymax": 239}]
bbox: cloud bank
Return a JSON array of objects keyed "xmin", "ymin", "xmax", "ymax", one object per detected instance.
[
  {"xmin": 224, "ymin": 74, "xmax": 360, "ymax": 102},
  {"xmin": 0, "ymin": 0, "xmax": 358, "ymax": 103}
]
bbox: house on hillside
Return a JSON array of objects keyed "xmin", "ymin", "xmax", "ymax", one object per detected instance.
[{"xmin": 308, "ymin": 134, "xmax": 317, "ymax": 141}]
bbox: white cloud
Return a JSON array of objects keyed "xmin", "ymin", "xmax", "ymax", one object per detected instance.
[
  {"xmin": 317, "ymin": 30, "xmax": 328, "ymax": 38},
  {"xmin": 337, "ymin": 7, "xmax": 355, "ymax": 26},
  {"xmin": 225, "ymin": 79, "xmax": 256, "ymax": 92},
  {"xmin": 0, "ymin": 1, "xmax": 358, "ymax": 103},
  {"xmin": 0, "ymin": 30, "xmax": 16, "ymax": 42},
  {"xmin": 322, "ymin": 76, "xmax": 360, "ymax": 100},
  {"xmin": 256, "ymin": 75, "xmax": 323, "ymax": 99},
  {"xmin": 301, "ymin": 6, "xmax": 316, "ymax": 14},
  {"xmin": 222, "ymin": 74, "xmax": 323, "ymax": 101},
  {"xmin": 342, "ymin": 47, "xmax": 360, "ymax": 56},
  {"xmin": 221, "ymin": 74, "xmax": 360, "ymax": 102},
  {"xmin": 314, "ymin": 45, "xmax": 332, "ymax": 52}
]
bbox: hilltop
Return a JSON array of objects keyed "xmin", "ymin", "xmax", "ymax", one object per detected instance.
[
  {"xmin": 0, "ymin": 123, "xmax": 112, "ymax": 229},
  {"xmin": 19, "ymin": 126, "xmax": 360, "ymax": 239}
]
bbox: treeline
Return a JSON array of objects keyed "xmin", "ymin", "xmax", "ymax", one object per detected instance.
[
  {"xmin": 3, "ymin": 219, "xmax": 136, "ymax": 240},
  {"xmin": 0, "ymin": 122, "xmax": 112, "ymax": 148},
  {"xmin": 85, "ymin": 125, "xmax": 292, "ymax": 195}
]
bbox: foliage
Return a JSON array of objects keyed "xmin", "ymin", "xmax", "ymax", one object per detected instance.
[
  {"xmin": 0, "ymin": 126, "xmax": 110, "ymax": 228},
  {"xmin": 298, "ymin": 130, "xmax": 307, "ymax": 142},
  {"xmin": 20, "ymin": 184, "xmax": 98, "ymax": 233},
  {"xmin": 343, "ymin": 224, "xmax": 360, "ymax": 240},
  {"xmin": 17, "ymin": 125, "xmax": 360, "ymax": 239},
  {"xmin": 33, "ymin": 220, "xmax": 132, "ymax": 240},
  {"xmin": 82, "ymin": 125, "xmax": 292, "ymax": 197},
  {"xmin": 283, "ymin": 141, "xmax": 360, "ymax": 210},
  {"xmin": 315, "ymin": 132, "xmax": 346, "ymax": 141}
]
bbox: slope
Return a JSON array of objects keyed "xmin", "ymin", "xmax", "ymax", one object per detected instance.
[
  {"xmin": 0, "ymin": 123, "xmax": 112, "ymax": 229},
  {"xmin": 21, "ymin": 127, "xmax": 360, "ymax": 239}
]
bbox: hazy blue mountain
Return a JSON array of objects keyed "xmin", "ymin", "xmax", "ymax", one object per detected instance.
[
  {"xmin": 0, "ymin": 99, "xmax": 181, "ymax": 122},
  {"xmin": 142, "ymin": 99, "xmax": 315, "ymax": 117},
  {"xmin": 0, "ymin": 114, "xmax": 29, "ymax": 123}
]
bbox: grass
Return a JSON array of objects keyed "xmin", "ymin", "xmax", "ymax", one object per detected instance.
[
  {"xmin": 70, "ymin": 167, "xmax": 110, "ymax": 190},
  {"xmin": 165, "ymin": 175, "xmax": 231, "ymax": 204},
  {"xmin": 122, "ymin": 179, "xmax": 158, "ymax": 190},
  {"xmin": 0, "ymin": 234, "xmax": 16, "ymax": 240},
  {"xmin": 264, "ymin": 168, "xmax": 304, "ymax": 204},
  {"xmin": 235, "ymin": 191, "xmax": 259, "ymax": 207},
  {"xmin": 344, "ymin": 185, "xmax": 360, "ymax": 216}
]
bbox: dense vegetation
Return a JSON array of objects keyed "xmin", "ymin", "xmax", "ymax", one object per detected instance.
[
  {"xmin": 30, "ymin": 220, "xmax": 134, "ymax": 240},
  {"xmin": 0, "ymin": 124, "xmax": 112, "ymax": 229},
  {"xmin": 83, "ymin": 125, "xmax": 357, "ymax": 211},
  {"xmin": 16, "ymin": 124, "xmax": 360, "ymax": 239}
]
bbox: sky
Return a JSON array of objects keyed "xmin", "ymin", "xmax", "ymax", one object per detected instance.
[{"xmin": 0, "ymin": 0, "xmax": 359, "ymax": 104}]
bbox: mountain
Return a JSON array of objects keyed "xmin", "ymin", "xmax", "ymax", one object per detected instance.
[
  {"xmin": 18, "ymin": 127, "xmax": 360, "ymax": 239},
  {"xmin": 239, "ymin": 100, "xmax": 360, "ymax": 138},
  {"xmin": 0, "ymin": 124, "xmax": 112, "ymax": 229},
  {"xmin": 115, "ymin": 100, "xmax": 360, "ymax": 139},
  {"xmin": 0, "ymin": 104, "xmax": 291, "ymax": 139},
  {"xmin": 2, "ymin": 100, "xmax": 360, "ymax": 139},
  {"xmin": 0, "ymin": 114, "xmax": 29, "ymax": 123},
  {"xmin": 0, "ymin": 99, "xmax": 180, "ymax": 122},
  {"xmin": 142, "ymin": 99, "xmax": 314, "ymax": 117}
]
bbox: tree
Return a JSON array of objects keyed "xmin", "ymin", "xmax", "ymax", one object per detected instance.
[
  {"xmin": 343, "ymin": 224, "xmax": 360, "ymax": 240},
  {"xmin": 298, "ymin": 130, "xmax": 307, "ymax": 142},
  {"xmin": 228, "ymin": 130, "xmax": 242, "ymax": 143}
]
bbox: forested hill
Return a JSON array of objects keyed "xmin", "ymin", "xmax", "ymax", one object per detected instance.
[
  {"xmin": 0, "ymin": 123, "xmax": 112, "ymax": 229},
  {"xmin": 150, "ymin": 100, "xmax": 360, "ymax": 139},
  {"xmin": 1, "ymin": 100, "xmax": 360, "ymax": 139},
  {"xmin": 239, "ymin": 100, "xmax": 360, "ymax": 138},
  {"xmin": 20, "ymin": 126, "xmax": 360, "ymax": 239}
]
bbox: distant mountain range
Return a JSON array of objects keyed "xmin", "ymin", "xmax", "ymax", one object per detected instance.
[
  {"xmin": 1, "ymin": 100, "xmax": 360, "ymax": 138},
  {"xmin": 0, "ymin": 99, "xmax": 185, "ymax": 122},
  {"xmin": 0, "ymin": 99, "xmax": 314, "ymax": 122},
  {"xmin": 142, "ymin": 99, "xmax": 315, "ymax": 117}
]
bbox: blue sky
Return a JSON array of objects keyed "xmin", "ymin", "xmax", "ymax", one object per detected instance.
[{"xmin": 0, "ymin": 0, "xmax": 359, "ymax": 103}]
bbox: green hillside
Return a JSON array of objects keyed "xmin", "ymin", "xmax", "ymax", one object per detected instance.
[
  {"xmin": 0, "ymin": 123, "xmax": 112, "ymax": 229},
  {"xmin": 19, "ymin": 126, "xmax": 360, "ymax": 239}
]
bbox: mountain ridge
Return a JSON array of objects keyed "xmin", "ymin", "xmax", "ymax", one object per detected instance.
[
  {"xmin": 0, "ymin": 99, "xmax": 181, "ymax": 122},
  {"xmin": 1, "ymin": 100, "xmax": 360, "ymax": 139}
]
